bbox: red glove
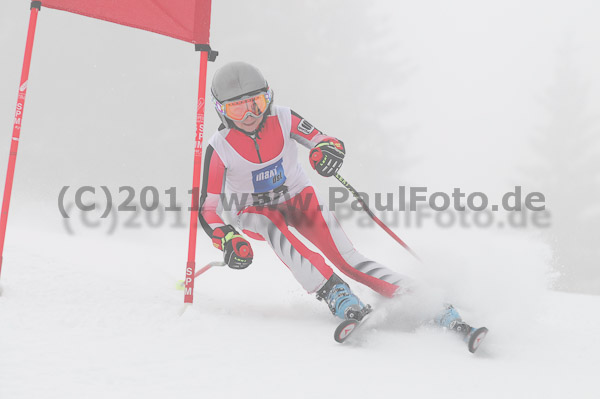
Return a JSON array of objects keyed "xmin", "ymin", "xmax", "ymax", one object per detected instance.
[
  {"xmin": 211, "ymin": 225, "xmax": 253, "ymax": 270},
  {"xmin": 309, "ymin": 138, "xmax": 345, "ymax": 177}
]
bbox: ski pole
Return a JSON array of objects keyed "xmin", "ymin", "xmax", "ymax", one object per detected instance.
[
  {"xmin": 177, "ymin": 261, "xmax": 226, "ymax": 290},
  {"xmin": 334, "ymin": 173, "xmax": 421, "ymax": 262}
]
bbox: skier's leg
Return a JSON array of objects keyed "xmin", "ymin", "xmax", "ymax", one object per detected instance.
[
  {"xmin": 238, "ymin": 205, "xmax": 333, "ymax": 293},
  {"xmin": 283, "ymin": 186, "xmax": 410, "ymax": 298},
  {"xmin": 238, "ymin": 205, "xmax": 369, "ymax": 319}
]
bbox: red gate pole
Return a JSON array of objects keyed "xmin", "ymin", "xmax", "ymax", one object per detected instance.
[
  {"xmin": 184, "ymin": 45, "xmax": 218, "ymax": 306},
  {"xmin": 0, "ymin": 2, "xmax": 42, "ymax": 279}
]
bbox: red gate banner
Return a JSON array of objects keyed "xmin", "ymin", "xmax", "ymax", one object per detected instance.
[
  {"xmin": 41, "ymin": 0, "xmax": 212, "ymax": 43},
  {"xmin": 1, "ymin": 0, "xmax": 214, "ymax": 304}
]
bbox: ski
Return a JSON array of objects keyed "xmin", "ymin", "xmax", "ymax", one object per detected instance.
[
  {"xmin": 333, "ymin": 305, "xmax": 373, "ymax": 343},
  {"xmin": 452, "ymin": 320, "xmax": 489, "ymax": 353},
  {"xmin": 441, "ymin": 307, "xmax": 489, "ymax": 353},
  {"xmin": 465, "ymin": 326, "xmax": 488, "ymax": 353},
  {"xmin": 333, "ymin": 309, "xmax": 488, "ymax": 352},
  {"xmin": 334, "ymin": 318, "xmax": 360, "ymax": 343}
]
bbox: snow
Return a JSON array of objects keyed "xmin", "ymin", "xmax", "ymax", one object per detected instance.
[{"xmin": 1, "ymin": 223, "xmax": 598, "ymax": 399}]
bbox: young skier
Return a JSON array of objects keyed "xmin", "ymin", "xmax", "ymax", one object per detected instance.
[{"xmin": 199, "ymin": 62, "xmax": 486, "ymax": 350}]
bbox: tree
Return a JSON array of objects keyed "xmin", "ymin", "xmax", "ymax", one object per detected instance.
[{"xmin": 529, "ymin": 39, "xmax": 600, "ymax": 294}]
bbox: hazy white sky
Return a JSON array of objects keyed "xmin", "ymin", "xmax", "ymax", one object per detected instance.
[
  {"xmin": 0, "ymin": 0, "xmax": 598, "ymax": 203},
  {"xmin": 389, "ymin": 1, "xmax": 600, "ymax": 191}
]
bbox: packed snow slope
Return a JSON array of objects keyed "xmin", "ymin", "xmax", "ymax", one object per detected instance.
[{"xmin": 0, "ymin": 220, "xmax": 598, "ymax": 399}]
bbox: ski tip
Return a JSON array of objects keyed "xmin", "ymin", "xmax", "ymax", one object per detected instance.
[
  {"xmin": 334, "ymin": 319, "xmax": 360, "ymax": 343},
  {"xmin": 175, "ymin": 280, "xmax": 185, "ymax": 291},
  {"xmin": 468, "ymin": 327, "xmax": 489, "ymax": 353}
]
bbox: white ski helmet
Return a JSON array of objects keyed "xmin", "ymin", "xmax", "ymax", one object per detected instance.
[{"xmin": 211, "ymin": 61, "xmax": 273, "ymax": 130}]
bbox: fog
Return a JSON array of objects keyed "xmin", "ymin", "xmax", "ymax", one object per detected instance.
[{"xmin": 1, "ymin": 0, "xmax": 599, "ymax": 293}]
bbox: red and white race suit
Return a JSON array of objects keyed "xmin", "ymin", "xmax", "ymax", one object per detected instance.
[{"xmin": 199, "ymin": 105, "xmax": 406, "ymax": 297}]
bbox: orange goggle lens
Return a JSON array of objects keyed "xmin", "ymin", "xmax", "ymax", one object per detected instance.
[{"xmin": 221, "ymin": 93, "xmax": 270, "ymax": 121}]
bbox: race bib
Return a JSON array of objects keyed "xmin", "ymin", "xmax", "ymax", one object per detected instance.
[{"xmin": 252, "ymin": 158, "xmax": 286, "ymax": 193}]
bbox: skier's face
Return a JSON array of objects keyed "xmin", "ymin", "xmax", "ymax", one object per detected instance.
[{"xmin": 232, "ymin": 113, "xmax": 264, "ymax": 132}]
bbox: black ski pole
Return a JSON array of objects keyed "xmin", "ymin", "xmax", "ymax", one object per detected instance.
[{"xmin": 334, "ymin": 173, "xmax": 421, "ymax": 262}]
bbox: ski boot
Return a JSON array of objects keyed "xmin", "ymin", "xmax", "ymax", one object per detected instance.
[
  {"xmin": 435, "ymin": 304, "xmax": 488, "ymax": 353},
  {"xmin": 316, "ymin": 274, "xmax": 371, "ymax": 321}
]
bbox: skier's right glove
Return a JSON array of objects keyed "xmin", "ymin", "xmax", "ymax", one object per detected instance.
[{"xmin": 211, "ymin": 225, "xmax": 254, "ymax": 270}]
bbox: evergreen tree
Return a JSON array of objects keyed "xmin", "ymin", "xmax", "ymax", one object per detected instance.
[{"xmin": 530, "ymin": 40, "xmax": 600, "ymax": 294}]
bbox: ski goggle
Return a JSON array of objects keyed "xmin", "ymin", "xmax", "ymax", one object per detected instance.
[{"xmin": 214, "ymin": 89, "xmax": 272, "ymax": 121}]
